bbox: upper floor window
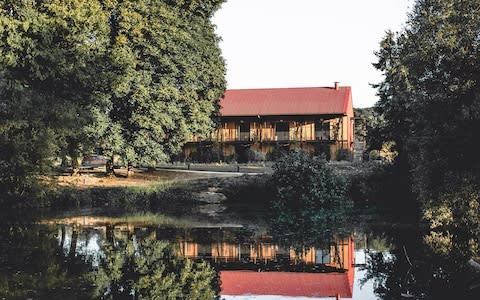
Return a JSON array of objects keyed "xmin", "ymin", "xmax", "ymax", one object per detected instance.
[
  {"xmin": 239, "ymin": 123, "xmax": 250, "ymax": 132},
  {"xmin": 275, "ymin": 122, "xmax": 289, "ymax": 132}
]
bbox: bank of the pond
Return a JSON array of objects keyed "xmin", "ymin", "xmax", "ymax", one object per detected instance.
[
  {"xmin": 52, "ymin": 173, "xmax": 265, "ymax": 210},
  {"xmin": 1, "ymin": 161, "xmax": 391, "ymax": 214},
  {"xmin": 3, "ymin": 170, "xmax": 270, "ymax": 212}
]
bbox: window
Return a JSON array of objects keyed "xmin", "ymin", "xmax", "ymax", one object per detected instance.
[
  {"xmin": 275, "ymin": 122, "xmax": 289, "ymax": 132},
  {"xmin": 239, "ymin": 123, "xmax": 250, "ymax": 132},
  {"xmin": 275, "ymin": 122, "xmax": 289, "ymax": 141},
  {"xmin": 239, "ymin": 123, "xmax": 250, "ymax": 141}
]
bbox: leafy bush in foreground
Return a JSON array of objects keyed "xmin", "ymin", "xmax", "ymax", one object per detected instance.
[
  {"xmin": 270, "ymin": 151, "xmax": 352, "ymax": 246},
  {"xmin": 272, "ymin": 150, "xmax": 350, "ymax": 212}
]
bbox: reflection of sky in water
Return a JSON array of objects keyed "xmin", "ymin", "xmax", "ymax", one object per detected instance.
[
  {"xmin": 77, "ymin": 233, "xmax": 102, "ymax": 266},
  {"xmin": 57, "ymin": 226, "xmax": 103, "ymax": 266},
  {"xmin": 353, "ymin": 268, "xmax": 378, "ymax": 300}
]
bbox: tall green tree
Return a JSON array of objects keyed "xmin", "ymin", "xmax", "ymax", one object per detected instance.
[
  {"xmin": 102, "ymin": 0, "xmax": 226, "ymax": 173},
  {"xmin": 353, "ymin": 107, "xmax": 385, "ymax": 152},
  {"xmin": 1, "ymin": 0, "xmax": 226, "ymax": 200},
  {"xmin": 374, "ymin": 0, "xmax": 480, "ymax": 208},
  {"xmin": 0, "ymin": 0, "xmax": 111, "ymax": 198}
]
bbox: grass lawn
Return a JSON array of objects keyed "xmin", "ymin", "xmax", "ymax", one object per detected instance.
[{"xmin": 55, "ymin": 167, "xmax": 243, "ymax": 188}]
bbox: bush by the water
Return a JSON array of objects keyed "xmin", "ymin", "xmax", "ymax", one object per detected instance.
[
  {"xmin": 221, "ymin": 175, "xmax": 274, "ymax": 209},
  {"xmin": 272, "ymin": 150, "xmax": 350, "ymax": 211},
  {"xmin": 270, "ymin": 151, "xmax": 352, "ymax": 245}
]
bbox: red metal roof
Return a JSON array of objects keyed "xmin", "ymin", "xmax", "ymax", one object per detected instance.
[
  {"xmin": 219, "ymin": 87, "xmax": 352, "ymax": 117},
  {"xmin": 220, "ymin": 270, "xmax": 354, "ymax": 298}
]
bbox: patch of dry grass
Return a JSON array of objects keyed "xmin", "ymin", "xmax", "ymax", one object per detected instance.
[{"xmin": 54, "ymin": 167, "xmax": 238, "ymax": 188}]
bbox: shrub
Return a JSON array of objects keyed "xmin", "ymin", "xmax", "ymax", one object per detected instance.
[
  {"xmin": 266, "ymin": 144, "xmax": 288, "ymax": 161},
  {"xmin": 367, "ymin": 142, "xmax": 398, "ymax": 162},
  {"xmin": 270, "ymin": 150, "xmax": 352, "ymax": 246},
  {"xmin": 314, "ymin": 144, "xmax": 331, "ymax": 160},
  {"xmin": 188, "ymin": 147, "xmax": 224, "ymax": 163},
  {"xmin": 336, "ymin": 148, "xmax": 353, "ymax": 161},
  {"xmin": 272, "ymin": 150, "xmax": 350, "ymax": 212},
  {"xmin": 246, "ymin": 149, "xmax": 265, "ymax": 162},
  {"xmin": 421, "ymin": 178, "xmax": 480, "ymax": 259},
  {"xmin": 221, "ymin": 175, "xmax": 274, "ymax": 208}
]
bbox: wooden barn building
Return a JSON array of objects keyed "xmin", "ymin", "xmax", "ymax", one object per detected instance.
[{"xmin": 185, "ymin": 83, "xmax": 355, "ymax": 161}]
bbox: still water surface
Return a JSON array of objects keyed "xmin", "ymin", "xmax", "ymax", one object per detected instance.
[{"xmin": 1, "ymin": 206, "xmax": 479, "ymax": 299}]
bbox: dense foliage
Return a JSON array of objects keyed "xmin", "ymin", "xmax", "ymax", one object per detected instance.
[
  {"xmin": 0, "ymin": 224, "xmax": 220, "ymax": 299},
  {"xmin": 0, "ymin": 0, "xmax": 226, "ymax": 199},
  {"xmin": 374, "ymin": 0, "xmax": 480, "ymax": 222},
  {"xmin": 270, "ymin": 151, "xmax": 352, "ymax": 247},
  {"xmin": 0, "ymin": 225, "xmax": 93, "ymax": 299},
  {"xmin": 272, "ymin": 151, "xmax": 349, "ymax": 213},
  {"xmin": 353, "ymin": 107, "xmax": 385, "ymax": 153},
  {"xmin": 0, "ymin": 0, "xmax": 111, "ymax": 195},
  {"xmin": 361, "ymin": 226, "xmax": 480, "ymax": 300},
  {"xmin": 90, "ymin": 235, "xmax": 220, "ymax": 299}
]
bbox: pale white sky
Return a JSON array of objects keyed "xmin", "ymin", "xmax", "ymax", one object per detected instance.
[{"xmin": 212, "ymin": 0, "xmax": 413, "ymax": 108}]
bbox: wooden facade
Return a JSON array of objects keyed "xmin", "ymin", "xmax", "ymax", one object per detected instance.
[{"xmin": 185, "ymin": 85, "xmax": 355, "ymax": 160}]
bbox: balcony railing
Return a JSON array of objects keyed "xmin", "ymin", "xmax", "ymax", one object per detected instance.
[{"xmin": 192, "ymin": 130, "xmax": 334, "ymax": 143}]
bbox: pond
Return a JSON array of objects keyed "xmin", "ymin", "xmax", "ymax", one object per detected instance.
[{"xmin": 1, "ymin": 204, "xmax": 479, "ymax": 299}]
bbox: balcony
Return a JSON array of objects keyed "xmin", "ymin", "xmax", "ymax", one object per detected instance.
[{"xmin": 192, "ymin": 129, "xmax": 333, "ymax": 143}]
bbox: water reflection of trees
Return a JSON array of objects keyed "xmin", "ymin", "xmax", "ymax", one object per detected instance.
[
  {"xmin": 361, "ymin": 226, "xmax": 480, "ymax": 300},
  {"xmin": 89, "ymin": 234, "xmax": 220, "ymax": 300},
  {"xmin": 268, "ymin": 189, "xmax": 353, "ymax": 257},
  {"xmin": 0, "ymin": 224, "xmax": 221, "ymax": 299},
  {"xmin": 0, "ymin": 225, "xmax": 93, "ymax": 299},
  {"xmin": 269, "ymin": 151, "xmax": 354, "ymax": 254}
]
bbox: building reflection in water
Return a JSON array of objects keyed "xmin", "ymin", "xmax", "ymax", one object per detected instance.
[
  {"xmin": 49, "ymin": 216, "xmax": 356, "ymax": 299},
  {"xmin": 177, "ymin": 230, "xmax": 355, "ymax": 299}
]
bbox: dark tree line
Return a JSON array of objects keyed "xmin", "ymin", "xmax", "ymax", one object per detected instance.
[
  {"xmin": 375, "ymin": 0, "xmax": 480, "ymax": 195},
  {"xmin": 373, "ymin": 0, "xmax": 480, "ymax": 243}
]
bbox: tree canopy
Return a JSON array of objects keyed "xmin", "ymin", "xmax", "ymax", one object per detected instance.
[
  {"xmin": 0, "ymin": 0, "xmax": 226, "ymax": 199},
  {"xmin": 374, "ymin": 0, "xmax": 480, "ymax": 203},
  {"xmin": 270, "ymin": 151, "xmax": 352, "ymax": 248}
]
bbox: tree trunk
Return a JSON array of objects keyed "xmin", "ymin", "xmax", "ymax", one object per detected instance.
[
  {"xmin": 106, "ymin": 225, "xmax": 114, "ymax": 245},
  {"xmin": 60, "ymin": 225, "xmax": 66, "ymax": 249},
  {"xmin": 69, "ymin": 226, "xmax": 78, "ymax": 260},
  {"xmin": 127, "ymin": 163, "xmax": 134, "ymax": 178},
  {"xmin": 61, "ymin": 156, "xmax": 69, "ymax": 169},
  {"xmin": 147, "ymin": 160, "xmax": 157, "ymax": 172},
  {"xmin": 71, "ymin": 156, "xmax": 80, "ymax": 176},
  {"xmin": 106, "ymin": 157, "xmax": 115, "ymax": 177}
]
